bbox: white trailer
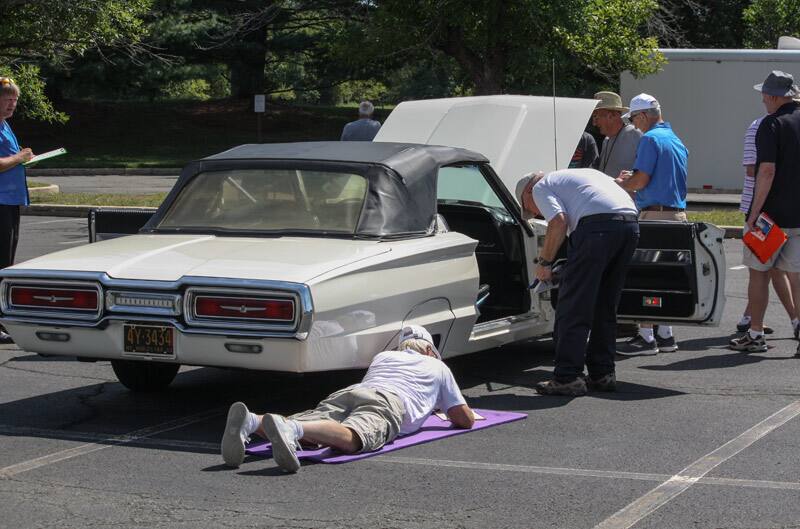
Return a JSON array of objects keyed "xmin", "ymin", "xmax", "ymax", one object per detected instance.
[{"xmin": 621, "ymin": 48, "xmax": 800, "ymax": 192}]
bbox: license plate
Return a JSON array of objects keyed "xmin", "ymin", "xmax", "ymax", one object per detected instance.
[{"xmin": 124, "ymin": 324, "xmax": 174, "ymax": 355}]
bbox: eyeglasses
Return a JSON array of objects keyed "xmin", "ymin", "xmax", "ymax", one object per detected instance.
[{"xmin": 628, "ymin": 112, "xmax": 641, "ymax": 121}]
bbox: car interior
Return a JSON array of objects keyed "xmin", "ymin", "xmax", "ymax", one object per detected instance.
[{"xmin": 435, "ymin": 164, "xmax": 531, "ymax": 323}]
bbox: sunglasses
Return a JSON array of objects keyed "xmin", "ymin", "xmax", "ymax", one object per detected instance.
[
  {"xmin": 628, "ymin": 112, "xmax": 642, "ymax": 121},
  {"xmin": 0, "ymin": 77, "xmax": 15, "ymax": 87}
]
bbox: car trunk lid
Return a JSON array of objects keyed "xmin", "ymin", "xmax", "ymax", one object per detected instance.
[{"xmin": 11, "ymin": 234, "xmax": 390, "ymax": 283}]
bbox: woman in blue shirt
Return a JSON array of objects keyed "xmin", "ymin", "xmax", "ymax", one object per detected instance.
[{"xmin": 0, "ymin": 77, "xmax": 34, "ymax": 343}]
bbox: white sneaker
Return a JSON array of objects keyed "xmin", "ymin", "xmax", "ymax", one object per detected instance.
[
  {"xmin": 221, "ymin": 402, "xmax": 250, "ymax": 468},
  {"xmin": 262, "ymin": 413, "xmax": 301, "ymax": 473}
]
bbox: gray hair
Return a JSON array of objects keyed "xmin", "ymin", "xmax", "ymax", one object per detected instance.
[
  {"xmin": 399, "ymin": 338, "xmax": 432, "ymax": 355},
  {"xmin": 358, "ymin": 100, "xmax": 374, "ymax": 117},
  {"xmin": 644, "ymin": 107, "xmax": 661, "ymax": 119}
]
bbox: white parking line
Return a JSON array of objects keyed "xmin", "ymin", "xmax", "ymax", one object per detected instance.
[
  {"xmin": 593, "ymin": 400, "xmax": 800, "ymax": 529},
  {"xmin": 378, "ymin": 456, "xmax": 800, "ymax": 492},
  {"xmin": 729, "ymin": 265, "xmax": 747, "ymax": 270},
  {"xmin": 0, "ymin": 408, "xmax": 224, "ymax": 478},
  {"xmin": 0, "ymin": 424, "xmax": 218, "ymax": 452},
  {"xmin": 57, "ymin": 240, "xmax": 86, "ymax": 245}
]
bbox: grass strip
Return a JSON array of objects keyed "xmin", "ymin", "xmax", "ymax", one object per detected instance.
[
  {"xmin": 686, "ymin": 210, "xmax": 743, "ymax": 227},
  {"xmin": 30, "ymin": 192, "xmax": 167, "ymax": 207}
]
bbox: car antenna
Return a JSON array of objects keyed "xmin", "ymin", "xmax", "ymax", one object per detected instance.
[{"xmin": 552, "ymin": 57, "xmax": 558, "ymax": 170}]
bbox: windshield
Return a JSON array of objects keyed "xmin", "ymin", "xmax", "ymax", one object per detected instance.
[{"xmin": 156, "ymin": 169, "xmax": 368, "ymax": 233}]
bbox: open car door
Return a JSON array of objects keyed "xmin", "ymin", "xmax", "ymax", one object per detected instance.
[{"xmin": 617, "ymin": 221, "xmax": 726, "ymax": 326}]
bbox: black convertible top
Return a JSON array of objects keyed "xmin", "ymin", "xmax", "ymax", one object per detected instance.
[
  {"xmin": 202, "ymin": 142, "xmax": 487, "ymax": 176},
  {"xmin": 148, "ymin": 142, "xmax": 490, "ymax": 238}
]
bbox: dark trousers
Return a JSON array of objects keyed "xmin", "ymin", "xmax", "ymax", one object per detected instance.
[
  {"xmin": 0, "ymin": 205, "xmax": 20, "ymax": 269},
  {"xmin": 553, "ymin": 218, "xmax": 639, "ymax": 381}
]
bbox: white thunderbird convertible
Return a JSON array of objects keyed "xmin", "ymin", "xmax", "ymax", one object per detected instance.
[{"xmin": 0, "ymin": 96, "xmax": 726, "ymax": 390}]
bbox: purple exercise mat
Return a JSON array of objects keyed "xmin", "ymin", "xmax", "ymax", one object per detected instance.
[{"xmin": 245, "ymin": 408, "xmax": 526, "ymax": 464}]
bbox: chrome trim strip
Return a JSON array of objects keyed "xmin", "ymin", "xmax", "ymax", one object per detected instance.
[
  {"xmin": 631, "ymin": 249, "xmax": 692, "ymax": 264},
  {"xmin": 0, "ymin": 270, "xmax": 314, "ymax": 339},
  {"xmin": 1, "ymin": 279, "xmax": 103, "ymax": 321},
  {"xmin": 1, "ymin": 314, "xmax": 305, "ymax": 339},
  {"xmin": 623, "ymin": 288, "xmax": 693, "ymax": 295},
  {"xmin": 106, "ymin": 290, "xmax": 183, "ymax": 316}
]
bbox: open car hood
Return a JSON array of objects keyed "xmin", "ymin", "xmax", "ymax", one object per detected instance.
[
  {"xmin": 8, "ymin": 234, "xmax": 390, "ymax": 283},
  {"xmin": 374, "ymin": 95, "xmax": 598, "ymax": 201}
]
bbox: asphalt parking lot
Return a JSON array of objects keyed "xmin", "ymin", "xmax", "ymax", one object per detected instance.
[{"xmin": 2, "ymin": 216, "xmax": 799, "ymax": 529}]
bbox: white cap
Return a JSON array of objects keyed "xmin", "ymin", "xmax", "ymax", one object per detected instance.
[
  {"xmin": 398, "ymin": 324, "xmax": 441, "ymax": 359},
  {"xmin": 621, "ymin": 93, "xmax": 660, "ymax": 119}
]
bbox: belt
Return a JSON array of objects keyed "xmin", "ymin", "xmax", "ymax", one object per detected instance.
[
  {"xmin": 578, "ymin": 213, "xmax": 638, "ymax": 226},
  {"xmin": 642, "ymin": 205, "xmax": 685, "ymax": 212}
]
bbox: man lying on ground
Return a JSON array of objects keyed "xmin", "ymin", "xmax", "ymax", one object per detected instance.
[{"xmin": 221, "ymin": 324, "xmax": 475, "ymax": 473}]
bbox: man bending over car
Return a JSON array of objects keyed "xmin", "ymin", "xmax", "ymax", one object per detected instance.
[{"xmin": 221, "ymin": 324, "xmax": 475, "ymax": 473}]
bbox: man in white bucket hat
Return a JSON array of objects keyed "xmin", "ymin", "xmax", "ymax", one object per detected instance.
[{"xmin": 220, "ymin": 324, "xmax": 474, "ymax": 473}]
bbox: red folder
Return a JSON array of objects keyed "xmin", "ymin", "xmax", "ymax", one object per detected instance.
[{"xmin": 743, "ymin": 213, "xmax": 787, "ymax": 264}]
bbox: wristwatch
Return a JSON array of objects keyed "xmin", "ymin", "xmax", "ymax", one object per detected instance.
[{"xmin": 536, "ymin": 257, "xmax": 553, "ymax": 267}]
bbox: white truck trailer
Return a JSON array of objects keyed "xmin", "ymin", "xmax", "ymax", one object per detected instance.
[{"xmin": 621, "ymin": 48, "xmax": 800, "ymax": 193}]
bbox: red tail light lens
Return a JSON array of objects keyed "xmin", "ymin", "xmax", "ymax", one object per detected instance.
[
  {"xmin": 10, "ymin": 286, "xmax": 99, "ymax": 311},
  {"xmin": 194, "ymin": 296, "xmax": 294, "ymax": 321}
]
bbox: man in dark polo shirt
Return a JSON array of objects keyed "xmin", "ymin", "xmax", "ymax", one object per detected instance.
[{"xmin": 731, "ymin": 71, "xmax": 800, "ymax": 354}]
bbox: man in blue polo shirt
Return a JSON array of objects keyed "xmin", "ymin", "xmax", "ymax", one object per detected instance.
[
  {"xmin": 615, "ymin": 93, "xmax": 688, "ymax": 356},
  {"xmin": 0, "ymin": 77, "xmax": 34, "ymax": 343}
]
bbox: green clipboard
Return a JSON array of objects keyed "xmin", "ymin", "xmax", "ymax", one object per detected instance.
[{"xmin": 23, "ymin": 147, "xmax": 67, "ymax": 166}]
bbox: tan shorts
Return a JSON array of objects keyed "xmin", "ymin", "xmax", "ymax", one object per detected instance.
[
  {"xmin": 290, "ymin": 385, "xmax": 405, "ymax": 452},
  {"xmin": 743, "ymin": 227, "xmax": 800, "ymax": 272},
  {"xmin": 638, "ymin": 210, "xmax": 688, "ymax": 222}
]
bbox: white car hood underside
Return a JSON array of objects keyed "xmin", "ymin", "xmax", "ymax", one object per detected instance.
[{"xmin": 11, "ymin": 234, "xmax": 390, "ymax": 283}]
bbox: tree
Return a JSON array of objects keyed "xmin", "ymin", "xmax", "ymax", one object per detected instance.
[
  {"xmin": 341, "ymin": 0, "xmax": 664, "ymax": 96},
  {"xmin": 0, "ymin": 0, "xmax": 152, "ymax": 121},
  {"xmin": 743, "ymin": 0, "xmax": 800, "ymax": 48}
]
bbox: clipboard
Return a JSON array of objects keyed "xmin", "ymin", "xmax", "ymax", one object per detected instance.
[{"xmin": 23, "ymin": 147, "xmax": 67, "ymax": 166}]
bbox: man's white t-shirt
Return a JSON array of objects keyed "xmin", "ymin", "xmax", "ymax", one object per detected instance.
[
  {"xmin": 357, "ymin": 349, "xmax": 466, "ymax": 434},
  {"xmin": 532, "ymin": 168, "xmax": 638, "ymax": 234}
]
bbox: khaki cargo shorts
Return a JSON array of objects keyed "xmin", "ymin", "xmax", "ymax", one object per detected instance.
[
  {"xmin": 290, "ymin": 385, "xmax": 405, "ymax": 452},
  {"xmin": 743, "ymin": 227, "xmax": 800, "ymax": 272}
]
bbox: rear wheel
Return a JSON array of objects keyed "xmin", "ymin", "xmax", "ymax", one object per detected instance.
[{"xmin": 111, "ymin": 360, "xmax": 180, "ymax": 392}]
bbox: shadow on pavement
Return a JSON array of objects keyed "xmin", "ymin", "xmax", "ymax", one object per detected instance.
[{"xmin": 640, "ymin": 349, "xmax": 788, "ymax": 371}]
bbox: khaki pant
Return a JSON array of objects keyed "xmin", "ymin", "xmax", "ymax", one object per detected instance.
[
  {"xmin": 638, "ymin": 210, "xmax": 687, "ymax": 222},
  {"xmin": 290, "ymin": 385, "xmax": 405, "ymax": 452}
]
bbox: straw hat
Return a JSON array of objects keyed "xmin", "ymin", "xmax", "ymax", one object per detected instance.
[{"xmin": 593, "ymin": 91, "xmax": 628, "ymax": 113}]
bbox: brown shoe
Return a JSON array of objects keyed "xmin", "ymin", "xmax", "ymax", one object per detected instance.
[
  {"xmin": 586, "ymin": 373, "xmax": 616, "ymax": 392},
  {"xmin": 535, "ymin": 378, "xmax": 587, "ymax": 396}
]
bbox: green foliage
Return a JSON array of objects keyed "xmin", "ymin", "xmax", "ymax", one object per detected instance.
[
  {"xmin": 346, "ymin": 0, "xmax": 663, "ymax": 95},
  {"xmin": 743, "ymin": 0, "xmax": 800, "ymax": 48},
  {"xmin": 0, "ymin": 0, "xmax": 152, "ymax": 121},
  {"xmin": 561, "ymin": 0, "xmax": 665, "ymax": 80},
  {"xmin": 336, "ymin": 81, "xmax": 389, "ymax": 105},
  {"xmin": 0, "ymin": 65, "xmax": 67, "ymax": 124},
  {"xmin": 0, "ymin": 0, "xmax": 152, "ymax": 62}
]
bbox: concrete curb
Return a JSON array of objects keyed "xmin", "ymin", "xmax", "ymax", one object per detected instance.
[
  {"xmin": 27, "ymin": 168, "xmax": 180, "ymax": 176},
  {"xmin": 28, "ymin": 184, "xmax": 59, "ymax": 195}
]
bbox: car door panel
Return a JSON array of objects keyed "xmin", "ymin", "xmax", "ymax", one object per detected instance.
[
  {"xmin": 619, "ymin": 221, "xmax": 725, "ymax": 325},
  {"xmin": 543, "ymin": 220, "xmax": 726, "ymax": 326}
]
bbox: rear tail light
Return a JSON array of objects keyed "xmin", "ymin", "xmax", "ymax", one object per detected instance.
[
  {"xmin": 10, "ymin": 286, "xmax": 99, "ymax": 311},
  {"xmin": 194, "ymin": 296, "xmax": 294, "ymax": 321}
]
